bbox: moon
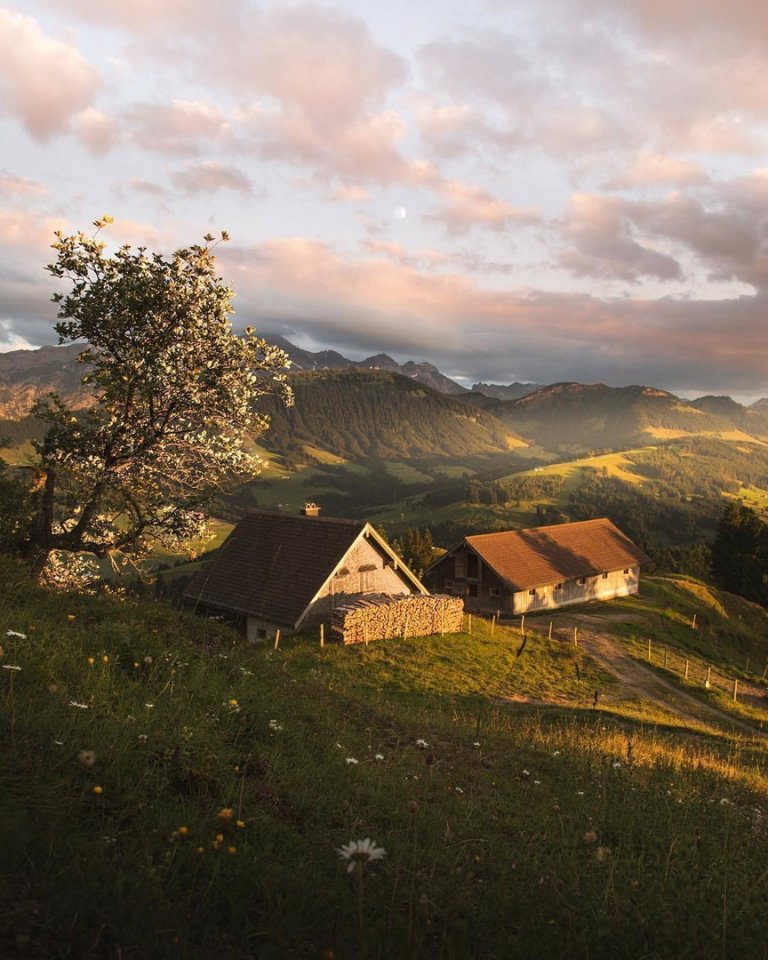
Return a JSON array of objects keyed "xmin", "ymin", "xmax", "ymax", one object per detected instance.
[{"xmin": 393, "ymin": 206, "xmax": 407, "ymax": 220}]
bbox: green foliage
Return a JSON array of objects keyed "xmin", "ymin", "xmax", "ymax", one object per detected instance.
[
  {"xmin": 23, "ymin": 222, "xmax": 292, "ymax": 575},
  {"xmin": 0, "ymin": 459, "xmax": 34, "ymax": 554},
  {"xmin": 392, "ymin": 526, "xmax": 434, "ymax": 576},
  {"xmin": 711, "ymin": 502, "xmax": 768, "ymax": 605}
]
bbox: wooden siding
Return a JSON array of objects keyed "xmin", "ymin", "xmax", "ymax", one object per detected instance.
[{"xmin": 511, "ymin": 566, "xmax": 640, "ymax": 613}]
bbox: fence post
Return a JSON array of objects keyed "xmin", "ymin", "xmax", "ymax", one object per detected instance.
[
  {"xmin": 705, "ymin": 666, "xmax": 711, "ymax": 689},
  {"xmin": 520, "ymin": 614, "xmax": 525, "ymax": 636},
  {"xmin": 647, "ymin": 638, "xmax": 652, "ymax": 661},
  {"xmin": 490, "ymin": 615, "xmax": 496, "ymax": 638},
  {"xmin": 691, "ymin": 613, "xmax": 697, "ymax": 629},
  {"xmin": 274, "ymin": 629, "xmax": 280, "ymax": 651},
  {"xmin": 733, "ymin": 679, "xmax": 739, "ymax": 702},
  {"xmin": 573, "ymin": 627, "xmax": 578, "ymax": 647},
  {"xmin": 684, "ymin": 658, "xmax": 689, "ymax": 680},
  {"xmin": 468, "ymin": 614, "xmax": 472, "ymax": 634},
  {"xmin": 548, "ymin": 621, "xmax": 553, "ymax": 641},
  {"xmin": 320, "ymin": 623, "xmax": 324, "ymax": 648}
]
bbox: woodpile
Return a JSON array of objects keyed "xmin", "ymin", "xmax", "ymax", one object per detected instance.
[{"xmin": 331, "ymin": 593, "xmax": 464, "ymax": 645}]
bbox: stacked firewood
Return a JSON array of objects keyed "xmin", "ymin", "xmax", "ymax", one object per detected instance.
[{"xmin": 331, "ymin": 593, "xmax": 464, "ymax": 645}]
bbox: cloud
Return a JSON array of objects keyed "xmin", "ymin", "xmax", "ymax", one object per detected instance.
[
  {"xmin": 560, "ymin": 193, "xmax": 683, "ymax": 282},
  {"xmin": 0, "ymin": 9, "xmax": 100, "ymax": 140},
  {"xmin": 169, "ymin": 161, "xmax": 254, "ymax": 197},
  {"xmin": 125, "ymin": 99, "xmax": 231, "ymax": 155},
  {"xmin": 74, "ymin": 108, "xmax": 120, "ymax": 155},
  {"xmin": 0, "ymin": 170, "xmax": 47, "ymax": 199},
  {"xmin": 216, "ymin": 236, "xmax": 768, "ymax": 396},
  {"xmin": 424, "ymin": 180, "xmax": 539, "ymax": 235},
  {"xmin": 603, "ymin": 152, "xmax": 709, "ymax": 191}
]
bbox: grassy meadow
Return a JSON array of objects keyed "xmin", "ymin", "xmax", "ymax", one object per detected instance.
[{"xmin": 2, "ymin": 559, "xmax": 768, "ymax": 958}]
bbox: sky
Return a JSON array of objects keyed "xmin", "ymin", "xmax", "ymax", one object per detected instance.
[{"xmin": 1, "ymin": 0, "xmax": 768, "ymax": 401}]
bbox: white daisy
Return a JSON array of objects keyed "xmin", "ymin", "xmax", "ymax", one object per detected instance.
[
  {"xmin": 5, "ymin": 630, "xmax": 26, "ymax": 639},
  {"xmin": 336, "ymin": 838, "xmax": 386, "ymax": 873}
]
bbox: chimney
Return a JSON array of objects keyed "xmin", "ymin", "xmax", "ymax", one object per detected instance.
[{"xmin": 301, "ymin": 501, "xmax": 321, "ymax": 517}]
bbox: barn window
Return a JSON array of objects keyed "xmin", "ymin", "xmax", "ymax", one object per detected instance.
[
  {"xmin": 466, "ymin": 554, "xmax": 479, "ymax": 578},
  {"xmin": 602, "ymin": 572, "xmax": 609, "ymax": 580},
  {"xmin": 467, "ymin": 583, "xmax": 478, "ymax": 598},
  {"xmin": 528, "ymin": 588, "xmax": 536, "ymax": 596},
  {"xmin": 335, "ymin": 567, "xmax": 350, "ymax": 577},
  {"xmin": 445, "ymin": 579, "xmax": 454, "ymax": 590},
  {"xmin": 623, "ymin": 568, "xmax": 629, "ymax": 575},
  {"xmin": 554, "ymin": 583, "xmax": 563, "ymax": 591},
  {"xmin": 489, "ymin": 586, "xmax": 501, "ymax": 598},
  {"xmin": 578, "ymin": 577, "xmax": 586, "ymax": 586}
]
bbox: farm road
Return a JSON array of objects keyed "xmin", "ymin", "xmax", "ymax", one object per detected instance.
[{"xmin": 554, "ymin": 614, "xmax": 766, "ymax": 738}]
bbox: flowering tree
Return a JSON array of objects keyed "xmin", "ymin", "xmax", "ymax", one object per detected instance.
[{"xmin": 24, "ymin": 218, "xmax": 292, "ymax": 578}]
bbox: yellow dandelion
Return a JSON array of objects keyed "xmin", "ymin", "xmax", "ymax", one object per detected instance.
[
  {"xmin": 78, "ymin": 749, "xmax": 97, "ymax": 768},
  {"xmin": 93, "ymin": 785, "xmax": 103, "ymax": 795},
  {"xmin": 67, "ymin": 614, "xmax": 76, "ymax": 621},
  {"xmin": 87, "ymin": 657, "xmax": 95, "ymax": 666},
  {"xmin": 102, "ymin": 655, "xmax": 109, "ymax": 664},
  {"xmin": 217, "ymin": 807, "xmax": 233, "ymax": 822},
  {"xmin": 215, "ymin": 833, "xmax": 224, "ymax": 842},
  {"xmin": 236, "ymin": 820, "xmax": 245, "ymax": 829},
  {"xmin": 178, "ymin": 826, "xmax": 189, "ymax": 837},
  {"xmin": 196, "ymin": 846, "xmax": 204, "ymax": 855},
  {"xmin": 584, "ymin": 830, "xmax": 598, "ymax": 844},
  {"xmin": 227, "ymin": 846, "xmax": 237, "ymax": 855}
]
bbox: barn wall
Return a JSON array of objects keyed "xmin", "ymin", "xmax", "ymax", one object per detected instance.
[
  {"xmin": 511, "ymin": 566, "xmax": 640, "ymax": 613},
  {"xmin": 301, "ymin": 535, "xmax": 419, "ymax": 628}
]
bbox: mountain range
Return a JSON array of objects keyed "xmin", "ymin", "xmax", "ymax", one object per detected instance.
[{"xmin": 1, "ymin": 338, "xmax": 768, "ymax": 462}]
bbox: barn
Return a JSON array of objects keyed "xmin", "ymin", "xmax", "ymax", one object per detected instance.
[
  {"xmin": 423, "ymin": 517, "xmax": 648, "ymax": 616},
  {"xmin": 183, "ymin": 505, "xmax": 427, "ymax": 641}
]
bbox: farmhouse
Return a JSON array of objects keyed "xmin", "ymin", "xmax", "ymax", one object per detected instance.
[
  {"xmin": 183, "ymin": 505, "xmax": 427, "ymax": 641},
  {"xmin": 424, "ymin": 517, "xmax": 648, "ymax": 615}
]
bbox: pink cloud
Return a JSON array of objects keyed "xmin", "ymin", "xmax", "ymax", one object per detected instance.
[
  {"xmin": 74, "ymin": 108, "xmax": 120, "ymax": 155},
  {"xmin": 170, "ymin": 162, "xmax": 254, "ymax": 197},
  {"xmin": 425, "ymin": 180, "xmax": 539, "ymax": 235},
  {"xmin": 604, "ymin": 152, "xmax": 709, "ymax": 190},
  {"xmin": 0, "ymin": 170, "xmax": 47, "ymax": 199},
  {"xmin": 0, "ymin": 9, "xmax": 100, "ymax": 140},
  {"xmin": 125, "ymin": 100, "xmax": 231, "ymax": 155}
]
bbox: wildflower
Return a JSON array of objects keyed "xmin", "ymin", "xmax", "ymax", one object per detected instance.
[
  {"xmin": 137, "ymin": 734, "xmax": 148, "ymax": 743},
  {"xmin": 534, "ymin": 780, "xmax": 541, "ymax": 785},
  {"xmin": 5, "ymin": 630, "xmax": 26, "ymax": 639},
  {"xmin": 178, "ymin": 826, "xmax": 189, "ymax": 837},
  {"xmin": 143, "ymin": 656, "xmax": 153, "ymax": 665},
  {"xmin": 236, "ymin": 820, "xmax": 245, "ymax": 829},
  {"xmin": 576, "ymin": 790, "xmax": 585, "ymax": 796},
  {"xmin": 584, "ymin": 831, "xmax": 598, "ymax": 844},
  {"xmin": 54, "ymin": 740, "xmax": 64, "ymax": 746},
  {"xmin": 473, "ymin": 742, "xmax": 481, "ymax": 748},
  {"xmin": 374, "ymin": 753, "xmax": 384, "ymax": 761},
  {"xmin": 69, "ymin": 701, "xmax": 89, "ymax": 709},
  {"xmin": 335, "ymin": 742, "xmax": 343, "ymax": 749},
  {"xmin": 345, "ymin": 757, "xmax": 359, "ymax": 765},
  {"xmin": 218, "ymin": 808, "xmax": 234, "ymax": 822},
  {"xmin": 225, "ymin": 698, "xmax": 241, "ymax": 713},
  {"xmin": 93, "ymin": 785, "xmax": 103, "ymax": 795},
  {"xmin": 227, "ymin": 846, "xmax": 237, "ymax": 855},
  {"xmin": 102, "ymin": 655, "xmax": 109, "ymax": 664},
  {"xmin": 612, "ymin": 761, "xmax": 622, "ymax": 769},
  {"xmin": 553, "ymin": 750, "xmax": 561, "ymax": 757},
  {"xmin": 78, "ymin": 750, "xmax": 97, "ymax": 768},
  {"xmin": 196, "ymin": 847, "xmax": 204, "ymax": 855},
  {"xmin": 87, "ymin": 657, "xmax": 95, "ymax": 666},
  {"xmin": 145, "ymin": 703, "xmax": 154, "ymax": 709},
  {"xmin": 2, "ymin": 664, "xmax": 21, "ymax": 671},
  {"xmin": 455, "ymin": 787, "xmax": 464, "ymax": 794},
  {"xmin": 268, "ymin": 719, "xmax": 283, "ymax": 731},
  {"xmin": 595, "ymin": 846, "xmax": 612, "ymax": 863},
  {"xmin": 336, "ymin": 838, "xmax": 387, "ymax": 874},
  {"xmin": 416, "ymin": 739, "xmax": 429, "ymax": 749},
  {"xmin": 67, "ymin": 614, "xmax": 76, "ymax": 621},
  {"xmin": 521, "ymin": 769, "xmax": 530, "ymax": 777}
]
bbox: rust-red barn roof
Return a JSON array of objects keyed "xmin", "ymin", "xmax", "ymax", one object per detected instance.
[{"xmin": 464, "ymin": 518, "xmax": 649, "ymax": 591}]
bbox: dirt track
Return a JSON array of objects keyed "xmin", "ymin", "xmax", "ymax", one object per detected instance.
[{"xmin": 545, "ymin": 613, "xmax": 766, "ymax": 738}]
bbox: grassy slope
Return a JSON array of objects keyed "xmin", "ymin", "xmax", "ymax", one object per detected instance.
[{"xmin": 2, "ymin": 558, "xmax": 768, "ymax": 959}]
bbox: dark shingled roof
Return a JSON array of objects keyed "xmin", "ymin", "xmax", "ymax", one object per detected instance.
[
  {"xmin": 464, "ymin": 518, "xmax": 649, "ymax": 592},
  {"xmin": 184, "ymin": 510, "xmax": 367, "ymax": 626}
]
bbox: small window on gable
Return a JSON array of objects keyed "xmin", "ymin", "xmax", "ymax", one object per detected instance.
[
  {"xmin": 489, "ymin": 586, "xmax": 501, "ymax": 598},
  {"xmin": 578, "ymin": 577, "xmax": 586, "ymax": 586},
  {"xmin": 528, "ymin": 588, "xmax": 536, "ymax": 596},
  {"xmin": 336, "ymin": 567, "xmax": 350, "ymax": 578},
  {"xmin": 602, "ymin": 572, "xmax": 609, "ymax": 580}
]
